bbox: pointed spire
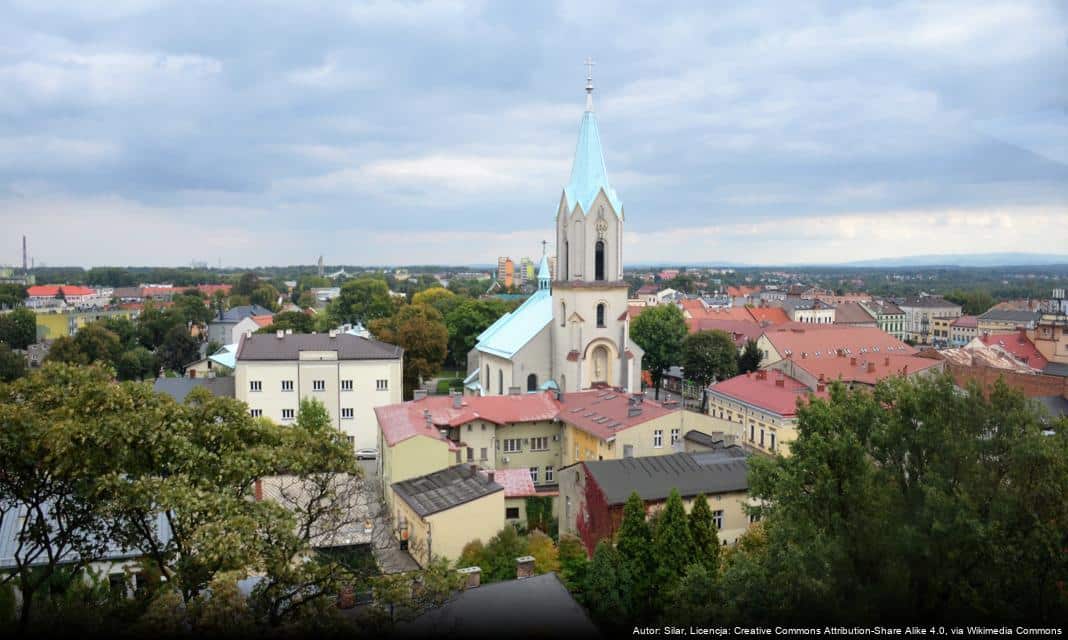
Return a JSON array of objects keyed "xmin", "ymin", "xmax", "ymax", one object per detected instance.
[
  {"xmin": 537, "ymin": 240, "xmax": 551, "ymax": 290},
  {"xmin": 584, "ymin": 57, "xmax": 595, "ymax": 112},
  {"xmin": 563, "ymin": 60, "xmax": 622, "ymax": 216}
]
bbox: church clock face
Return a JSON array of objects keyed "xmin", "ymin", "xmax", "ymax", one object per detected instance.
[{"xmin": 595, "ymin": 211, "xmax": 608, "ymax": 239}]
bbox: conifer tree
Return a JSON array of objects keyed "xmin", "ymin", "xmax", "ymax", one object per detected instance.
[
  {"xmin": 615, "ymin": 492, "xmax": 654, "ymax": 612},
  {"xmin": 582, "ymin": 541, "xmax": 630, "ymax": 626},
  {"xmin": 689, "ymin": 493, "xmax": 720, "ymax": 570},
  {"xmin": 652, "ymin": 489, "xmax": 695, "ymax": 591}
]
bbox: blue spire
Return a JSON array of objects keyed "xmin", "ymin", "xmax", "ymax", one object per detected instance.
[
  {"xmin": 562, "ymin": 68, "xmax": 623, "ymax": 216},
  {"xmin": 537, "ymin": 253, "xmax": 551, "ymax": 290}
]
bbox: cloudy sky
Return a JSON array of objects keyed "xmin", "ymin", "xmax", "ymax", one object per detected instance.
[{"xmin": 2, "ymin": 0, "xmax": 1066, "ymax": 268}]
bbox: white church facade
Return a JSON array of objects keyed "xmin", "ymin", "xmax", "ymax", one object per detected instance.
[{"xmin": 465, "ymin": 68, "xmax": 644, "ymax": 396}]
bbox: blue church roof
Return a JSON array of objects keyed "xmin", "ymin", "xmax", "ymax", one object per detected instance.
[
  {"xmin": 475, "ymin": 289, "xmax": 553, "ymax": 359},
  {"xmin": 563, "ymin": 110, "xmax": 622, "ymax": 215}
]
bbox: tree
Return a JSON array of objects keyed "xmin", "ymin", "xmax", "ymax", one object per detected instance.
[
  {"xmin": 557, "ymin": 534, "xmax": 589, "ymax": 591},
  {"xmin": 682, "ymin": 329, "xmax": 738, "ymax": 388},
  {"xmin": 526, "ymin": 530, "xmax": 559, "ymax": 574},
  {"xmin": 330, "ymin": 278, "xmax": 395, "ymax": 325},
  {"xmin": 72, "ymin": 323, "xmax": 123, "ymax": 365},
  {"xmin": 0, "ymin": 342, "xmax": 26, "ymax": 382},
  {"xmin": 233, "ymin": 272, "xmax": 260, "ymax": 296},
  {"xmin": 115, "ymin": 346, "xmax": 157, "ymax": 381},
  {"xmin": 0, "ymin": 307, "xmax": 37, "ymax": 349},
  {"xmin": 0, "ymin": 283, "xmax": 28, "ymax": 309},
  {"xmin": 614, "ymin": 492, "xmax": 654, "ymax": 612},
  {"xmin": 443, "ymin": 298, "xmax": 510, "ymax": 370},
  {"xmin": 258, "ymin": 311, "xmax": 315, "ymax": 335},
  {"xmin": 652, "ymin": 489, "xmax": 695, "ymax": 595},
  {"xmin": 157, "ymin": 325, "xmax": 200, "ymax": 373},
  {"xmin": 45, "ymin": 336, "xmax": 86, "ymax": 365},
  {"xmin": 582, "ymin": 541, "xmax": 631, "ymax": 627},
  {"xmin": 630, "ymin": 304, "xmax": 687, "ymax": 399},
  {"xmin": 478, "ymin": 526, "xmax": 528, "ymax": 582},
  {"xmin": 738, "ymin": 339, "xmax": 762, "ymax": 374},
  {"xmin": 411, "ymin": 287, "xmax": 458, "ymax": 318},
  {"xmin": 250, "ymin": 283, "xmax": 280, "ymax": 312},
  {"xmin": 688, "ymin": 493, "xmax": 720, "ymax": 570},
  {"xmin": 137, "ymin": 301, "xmax": 182, "ymax": 350},
  {"xmin": 369, "ymin": 303, "xmax": 447, "ymax": 399}
]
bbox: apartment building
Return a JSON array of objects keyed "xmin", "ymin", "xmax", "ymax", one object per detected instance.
[
  {"xmin": 898, "ymin": 296, "xmax": 962, "ymax": 344},
  {"xmin": 860, "ymin": 300, "xmax": 906, "ymax": 340},
  {"xmin": 235, "ymin": 331, "xmax": 403, "ymax": 450},
  {"xmin": 977, "ymin": 309, "xmax": 1041, "ymax": 335}
]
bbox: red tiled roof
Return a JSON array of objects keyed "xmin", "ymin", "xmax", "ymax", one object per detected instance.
[
  {"xmin": 787, "ymin": 352, "xmax": 942, "ymax": 386},
  {"xmin": 726, "ymin": 285, "xmax": 761, "ymax": 298},
  {"xmin": 952, "ymin": 315, "xmax": 978, "ymax": 328},
  {"xmin": 686, "ymin": 318, "xmax": 762, "ymax": 345},
  {"xmin": 557, "ymin": 390, "xmax": 675, "ymax": 440},
  {"xmin": 250, "ymin": 315, "xmax": 274, "ymax": 327},
  {"xmin": 197, "ymin": 284, "xmax": 232, "ymax": 296},
  {"xmin": 375, "ymin": 393, "xmax": 561, "ymax": 447},
  {"xmin": 27, "ymin": 285, "xmax": 95, "ymax": 298},
  {"xmin": 493, "ymin": 468, "xmax": 537, "ymax": 498},
  {"xmin": 746, "ymin": 306, "xmax": 790, "ymax": 325},
  {"xmin": 636, "ymin": 284, "xmax": 658, "ymax": 295},
  {"xmin": 978, "ymin": 332, "xmax": 1048, "ymax": 370},
  {"xmin": 764, "ymin": 325, "xmax": 915, "ymax": 359},
  {"xmin": 710, "ymin": 370, "xmax": 828, "ymax": 417}
]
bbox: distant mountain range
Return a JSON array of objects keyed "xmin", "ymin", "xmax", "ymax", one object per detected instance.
[{"xmin": 838, "ymin": 253, "xmax": 1068, "ymax": 268}]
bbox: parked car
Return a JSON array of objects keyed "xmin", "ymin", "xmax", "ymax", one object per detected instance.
[{"xmin": 355, "ymin": 448, "xmax": 378, "ymax": 460}]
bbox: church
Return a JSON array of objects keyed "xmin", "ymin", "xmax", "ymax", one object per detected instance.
[{"xmin": 464, "ymin": 67, "xmax": 645, "ymax": 396}]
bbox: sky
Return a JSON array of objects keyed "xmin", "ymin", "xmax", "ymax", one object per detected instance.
[{"xmin": 1, "ymin": 0, "xmax": 1067, "ymax": 268}]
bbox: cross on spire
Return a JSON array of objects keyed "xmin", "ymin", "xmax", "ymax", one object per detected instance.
[
  {"xmin": 584, "ymin": 57, "xmax": 595, "ymax": 112},
  {"xmin": 541, "ymin": 239, "xmax": 548, "ymax": 256}
]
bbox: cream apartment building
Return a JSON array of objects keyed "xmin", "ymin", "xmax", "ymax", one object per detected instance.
[{"xmin": 235, "ymin": 331, "xmax": 403, "ymax": 450}]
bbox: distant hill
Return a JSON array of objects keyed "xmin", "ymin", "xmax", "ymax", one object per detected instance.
[{"xmin": 840, "ymin": 253, "xmax": 1068, "ymax": 268}]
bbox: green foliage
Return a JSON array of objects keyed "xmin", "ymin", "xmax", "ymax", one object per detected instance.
[
  {"xmin": 630, "ymin": 303, "xmax": 687, "ymax": 397},
  {"xmin": 258, "ymin": 310, "xmax": 316, "ymax": 334},
  {"xmin": 526, "ymin": 530, "xmax": 560, "ymax": 574},
  {"xmin": 455, "ymin": 525, "xmax": 564, "ymax": 584},
  {"xmin": 557, "ymin": 534, "xmax": 589, "ymax": 591},
  {"xmin": 443, "ymin": 298, "xmax": 512, "ymax": 369},
  {"xmin": 330, "ymin": 277, "xmax": 395, "ymax": 325},
  {"xmin": 0, "ymin": 342, "xmax": 26, "ymax": 382},
  {"xmin": 524, "ymin": 495, "xmax": 554, "ymax": 534},
  {"xmin": 652, "ymin": 489, "xmax": 695, "ymax": 595},
  {"xmin": 0, "ymin": 283, "xmax": 28, "ymax": 309},
  {"xmin": 682, "ymin": 329, "xmax": 739, "ymax": 387},
  {"xmin": 156, "ymin": 324, "xmax": 200, "ymax": 373},
  {"xmin": 614, "ymin": 492, "xmax": 654, "ymax": 611},
  {"xmin": 582, "ymin": 541, "xmax": 631, "ymax": 627},
  {"xmin": 0, "ymin": 307, "xmax": 36, "ymax": 349},
  {"xmin": 688, "ymin": 493, "xmax": 720, "ymax": 570},
  {"xmin": 115, "ymin": 346, "xmax": 157, "ymax": 381},
  {"xmin": 738, "ymin": 338, "xmax": 762, "ymax": 374},
  {"xmin": 369, "ymin": 303, "xmax": 448, "ymax": 399}
]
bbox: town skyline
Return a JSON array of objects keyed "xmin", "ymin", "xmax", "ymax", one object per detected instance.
[{"xmin": 2, "ymin": 1, "xmax": 1066, "ymax": 267}]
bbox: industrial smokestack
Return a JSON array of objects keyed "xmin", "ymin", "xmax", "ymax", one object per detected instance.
[{"xmin": 22, "ymin": 236, "xmax": 27, "ymax": 272}]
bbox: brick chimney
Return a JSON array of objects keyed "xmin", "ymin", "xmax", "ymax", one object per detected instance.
[
  {"xmin": 850, "ymin": 356, "xmax": 857, "ymax": 366},
  {"xmin": 516, "ymin": 555, "xmax": 535, "ymax": 579},
  {"xmin": 413, "ymin": 389, "xmax": 428, "ymax": 401},
  {"xmin": 867, "ymin": 361, "xmax": 876, "ymax": 373},
  {"xmin": 775, "ymin": 371, "xmax": 785, "ymax": 388},
  {"xmin": 487, "ymin": 471, "xmax": 495, "ymax": 484},
  {"xmin": 884, "ymin": 356, "xmax": 890, "ymax": 367},
  {"xmin": 254, "ymin": 479, "xmax": 263, "ymax": 501},
  {"xmin": 452, "ymin": 391, "xmax": 463, "ymax": 409},
  {"xmin": 458, "ymin": 566, "xmax": 481, "ymax": 589}
]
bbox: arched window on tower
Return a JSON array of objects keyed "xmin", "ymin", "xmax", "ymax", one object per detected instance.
[
  {"xmin": 561, "ymin": 301, "xmax": 566, "ymax": 327},
  {"xmin": 484, "ymin": 364, "xmax": 490, "ymax": 390},
  {"xmin": 564, "ymin": 241, "xmax": 569, "ymax": 280},
  {"xmin": 498, "ymin": 370, "xmax": 503, "ymax": 395},
  {"xmin": 596, "ymin": 303, "xmax": 606, "ymax": 328},
  {"xmin": 595, "ymin": 241, "xmax": 605, "ymax": 281},
  {"xmin": 527, "ymin": 373, "xmax": 537, "ymax": 392}
]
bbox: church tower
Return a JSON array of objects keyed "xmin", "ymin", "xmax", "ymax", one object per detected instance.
[{"xmin": 551, "ymin": 61, "xmax": 643, "ymax": 393}]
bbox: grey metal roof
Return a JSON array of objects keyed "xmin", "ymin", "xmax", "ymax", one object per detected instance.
[
  {"xmin": 977, "ymin": 309, "xmax": 1041, "ymax": 323},
  {"xmin": 900, "ymin": 297, "xmax": 961, "ymax": 309},
  {"xmin": 1033, "ymin": 395, "xmax": 1068, "ymax": 419},
  {"xmin": 683, "ymin": 429, "xmax": 726, "ymax": 448},
  {"xmin": 0, "ymin": 505, "xmax": 172, "ymax": 570},
  {"xmin": 399, "ymin": 572, "xmax": 599, "ymax": 639},
  {"xmin": 1043, "ymin": 362, "xmax": 1068, "ymax": 378},
  {"xmin": 582, "ymin": 452, "xmax": 749, "ymax": 505},
  {"xmin": 153, "ymin": 376, "xmax": 236, "ymax": 401},
  {"xmin": 215, "ymin": 304, "xmax": 274, "ymax": 323},
  {"xmin": 236, "ymin": 332, "xmax": 402, "ymax": 361},
  {"xmin": 391, "ymin": 465, "xmax": 502, "ymax": 518}
]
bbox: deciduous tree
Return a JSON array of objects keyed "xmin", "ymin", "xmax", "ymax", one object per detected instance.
[{"xmin": 630, "ymin": 304, "xmax": 687, "ymax": 399}]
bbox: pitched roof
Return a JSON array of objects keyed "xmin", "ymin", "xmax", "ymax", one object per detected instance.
[
  {"xmin": 557, "ymin": 390, "xmax": 675, "ymax": 440},
  {"xmin": 900, "ymin": 296, "xmax": 961, "ymax": 310},
  {"xmin": 763, "ymin": 325, "xmax": 916, "ymax": 360},
  {"xmin": 787, "ymin": 352, "xmax": 942, "ymax": 386},
  {"xmin": 747, "ymin": 306, "xmax": 790, "ymax": 325},
  {"xmin": 492, "ymin": 468, "xmax": 538, "ymax": 498},
  {"xmin": 391, "ymin": 464, "xmax": 502, "ymax": 518},
  {"xmin": 710, "ymin": 370, "xmax": 828, "ymax": 417},
  {"xmin": 250, "ymin": 314, "xmax": 274, "ymax": 328},
  {"xmin": 217, "ymin": 304, "xmax": 274, "ymax": 323},
  {"xmin": 686, "ymin": 318, "xmax": 762, "ymax": 345},
  {"xmin": 236, "ymin": 332, "xmax": 401, "ymax": 361},
  {"xmin": 977, "ymin": 332, "xmax": 1048, "ymax": 369},
  {"xmin": 977, "ymin": 309, "xmax": 1042, "ymax": 323},
  {"xmin": 564, "ymin": 110, "xmax": 622, "ymax": 215},
  {"xmin": 474, "ymin": 289, "xmax": 552, "ymax": 358},
  {"xmin": 833, "ymin": 302, "xmax": 877, "ymax": 325},
  {"xmin": 937, "ymin": 341, "xmax": 1039, "ymax": 373},
  {"xmin": 26, "ymin": 285, "xmax": 95, "ymax": 297},
  {"xmin": 153, "ymin": 377, "xmax": 235, "ymax": 402},
  {"xmin": 951, "ymin": 315, "xmax": 978, "ymax": 328},
  {"xmin": 375, "ymin": 393, "xmax": 561, "ymax": 447},
  {"xmin": 580, "ymin": 452, "xmax": 749, "ymax": 505}
]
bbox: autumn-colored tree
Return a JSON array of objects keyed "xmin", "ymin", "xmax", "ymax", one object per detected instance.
[{"xmin": 369, "ymin": 303, "xmax": 447, "ymax": 399}]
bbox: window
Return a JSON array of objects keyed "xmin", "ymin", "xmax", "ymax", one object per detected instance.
[
  {"xmin": 749, "ymin": 511, "xmax": 762, "ymax": 524},
  {"xmin": 313, "ymin": 379, "xmax": 326, "ymax": 392},
  {"xmin": 250, "ymin": 380, "xmax": 262, "ymax": 392},
  {"xmin": 341, "ymin": 407, "xmax": 354, "ymax": 420},
  {"xmin": 750, "ymin": 424, "xmax": 755, "ymax": 442},
  {"xmin": 498, "ymin": 370, "xmax": 503, "ymax": 395},
  {"xmin": 527, "ymin": 373, "xmax": 537, "ymax": 392},
  {"xmin": 531, "ymin": 437, "xmax": 549, "ymax": 451},
  {"xmin": 480, "ymin": 447, "xmax": 488, "ymax": 460},
  {"xmin": 770, "ymin": 432, "xmax": 776, "ymax": 452},
  {"xmin": 594, "ymin": 240, "xmax": 605, "ymax": 281},
  {"xmin": 529, "ymin": 467, "xmax": 538, "ymax": 483},
  {"xmin": 623, "ymin": 444, "xmax": 634, "ymax": 458},
  {"xmin": 282, "ymin": 408, "xmax": 295, "ymax": 421},
  {"xmin": 560, "ymin": 301, "xmax": 566, "ymax": 327},
  {"xmin": 760, "ymin": 429, "xmax": 765, "ymax": 448},
  {"xmin": 506, "ymin": 507, "xmax": 520, "ymax": 519},
  {"xmin": 545, "ymin": 465, "xmax": 554, "ymax": 483},
  {"xmin": 346, "ymin": 435, "xmax": 355, "ymax": 448},
  {"xmin": 341, "ymin": 379, "xmax": 353, "ymax": 391},
  {"xmin": 108, "ymin": 573, "xmax": 126, "ymax": 598},
  {"xmin": 485, "ymin": 364, "xmax": 490, "ymax": 388},
  {"xmin": 504, "ymin": 439, "xmax": 521, "ymax": 453},
  {"xmin": 653, "ymin": 429, "xmax": 663, "ymax": 448},
  {"xmin": 376, "ymin": 379, "xmax": 388, "ymax": 391},
  {"xmin": 712, "ymin": 509, "xmax": 724, "ymax": 529},
  {"xmin": 670, "ymin": 428, "xmax": 680, "ymax": 445},
  {"xmin": 467, "ymin": 447, "xmax": 474, "ymax": 462},
  {"xmin": 281, "ymin": 380, "xmax": 294, "ymax": 392},
  {"xmin": 596, "ymin": 303, "xmax": 606, "ymax": 327},
  {"xmin": 250, "ymin": 409, "xmax": 262, "ymax": 418}
]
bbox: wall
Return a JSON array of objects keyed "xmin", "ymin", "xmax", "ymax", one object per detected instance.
[
  {"xmin": 945, "ymin": 363, "xmax": 1068, "ymax": 399},
  {"xmin": 396, "ymin": 490, "xmax": 505, "ymax": 568},
  {"xmin": 381, "ymin": 435, "xmax": 452, "ymax": 510}
]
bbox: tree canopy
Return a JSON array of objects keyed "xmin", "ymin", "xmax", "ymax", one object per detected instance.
[
  {"xmin": 681, "ymin": 329, "xmax": 738, "ymax": 387},
  {"xmin": 629, "ymin": 304, "xmax": 687, "ymax": 397}
]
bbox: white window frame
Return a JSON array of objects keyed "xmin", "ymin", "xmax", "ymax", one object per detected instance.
[
  {"xmin": 281, "ymin": 380, "xmax": 293, "ymax": 392},
  {"xmin": 531, "ymin": 436, "xmax": 549, "ymax": 451},
  {"xmin": 670, "ymin": 428, "xmax": 680, "ymax": 444},
  {"xmin": 341, "ymin": 407, "xmax": 354, "ymax": 420},
  {"xmin": 529, "ymin": 467, "xmax": 538, "ymax": 483},
  {"xmin": 503, "ymin": 439, "xmax": 521, "ymax": 453},
  {"xmin": 250, "ymin": 380, "xmax": 262, "ymax": 392},
  {"xmin": 281, "ymin": 408, "xmax": 295, "ymax": 421},
  {"xmin": 653, "ymin": 429, "xmax": 663, "ymax": 448},
  {"xmin": 376, "ymin": 379, "xmax": 388, "ymax": 391},
  {"xmin": 341, "ymin": 379, "xmax": 353, "ymax": 391},
  {"xmin": 713, "ymin": 509, "xmax": 724, "ymax": 529},
  {"xmin": 249, "ymin": 409, "xmax": 262, "ymax": 417},
  {"xmin": 545, "ymin": 465, "xmax": 554, "ymax": 483},
  {"xmin": 313, "ymin": 379, "xmax": 326, "ymax": 392}
]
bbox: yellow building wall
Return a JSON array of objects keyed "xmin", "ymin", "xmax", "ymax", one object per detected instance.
[
  {"xmin": 381, "ymin": 435, "xmax": 452, "ymax": 510},
  {"xmin": 646, "ymin": 490, "xmax": 753, "ymax": 545},
  {"xmin": 35, "ymin": 309, "xmax": 140, "ymax": 341},
  {"xmin": 395, "ymin": 490, "xmax": 505, "ymax": 568}
]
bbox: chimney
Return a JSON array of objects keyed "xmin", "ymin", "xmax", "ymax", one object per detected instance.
[
  {"xmin": 818, "ymin": 373, "xmax": 825, "ymax": 383},
  {"xmin": 884, "ymin": 356, "xmax": 890, "ymax": 367},
  {"xmin": 516, "ymin": 555, "xmax": 535, "ymax": 579},
  {"xmin": 775, "ymin": 370, "xmax": 785, "ymax": 387},
  {"xmin": 329, "ymin": 329, "xmax": 338, "ymax": 338},
  {"xmin": 285, "ymin": 328, "xmax": 293, "ymax": 335},
  {"xmin": 850, "ymin": 356, "xmax": 857, "ymax": 366},
  {"xmin": 867, "ymin": 361, "xmax": 876, "ymax": 373},
  {"xmin": 414, "ymin": 389, "xmax": 428, "ymax": 401},
  {"xmin": 276, "ymin": 329, "xmax": 284, "ymax": 339},
  {"xmin": 423, "ymin": 409, "xmax": 432, "ymax": 428},
  {"xmin": 254, "ymin": 479, "xmax": 263, "ymax": 502},
  {"xmin": 469, "ymin": 463, "xmax": 479, "ymax": 477},
  {"xmin": 457, "ymin": 566, "xmax": 481, "ymax": 589},
  {"xmin": 801, "ymin": 352, "xmax": 807, "ymax": 359},
  {"xmin": 816, "ymin": 382, "xmax": 826, "ymax": 392},
  {"xmin": 628, "ymin": 405, "xmax": 642, "ymax": 417},
  {"xmin": 487, "ymin": 471, "xmax": 495, "ymax": 483},
  {"xmin": 508, "ymin": 386, "xmax": 521, "ymax": 396},
  {"xmin": 452, "ymin": 392, "xmax": 463, "ymax": 409}
]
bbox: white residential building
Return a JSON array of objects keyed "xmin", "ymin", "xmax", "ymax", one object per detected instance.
[{"xmin": 234, "ymin": 331, "xmax": 403, "ymax": 450}]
